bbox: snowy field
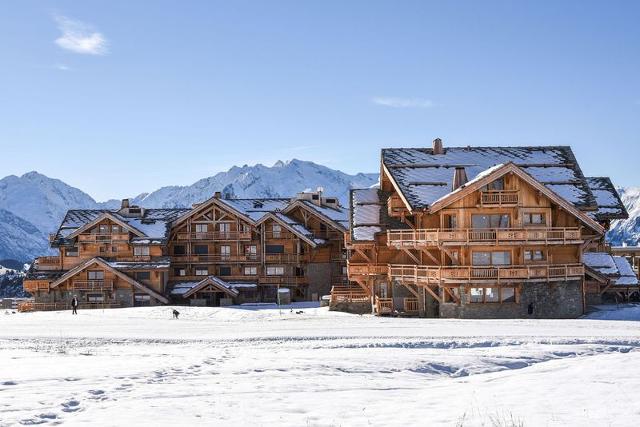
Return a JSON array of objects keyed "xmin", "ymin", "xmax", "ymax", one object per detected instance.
[{"xmin": 2, "ymin": 304, "xmax": 640, "ymax": 426}]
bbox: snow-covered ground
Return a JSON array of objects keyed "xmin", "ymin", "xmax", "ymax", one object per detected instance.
[{"xmin": 2, "ymin": 303, "xmax": 640, "ymax": 426}]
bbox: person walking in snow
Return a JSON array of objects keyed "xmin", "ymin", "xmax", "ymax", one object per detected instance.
[
  {"xmin": 172, "ymin": 309, "xmax": 180, "ymax": 319},
  {"xmin": 71, "ymin": 296, "xmax": 79, "ymax": 315}
]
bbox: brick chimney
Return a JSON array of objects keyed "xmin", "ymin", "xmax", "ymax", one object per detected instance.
[
  {"xmin": 432, "ymin": 138, "xmax": 444, "ymax": 155},
  {"xmin": 452, "ymin": 166, "xmax": 468, "ymax": 190}
]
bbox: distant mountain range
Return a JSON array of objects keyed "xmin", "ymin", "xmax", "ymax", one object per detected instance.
[
  {"xmin": 1, "ymin": 159, "xmax": 638, "ymax": 263},
  {"xmin": 0, "ymin": 159, "xmax": 378, "ymax": 261}
]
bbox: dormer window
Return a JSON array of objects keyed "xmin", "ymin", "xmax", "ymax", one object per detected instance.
[
  {"xmin": 111, "ymin": 225, "xmax": 120, "ymax": 233},
  {"xmin": 272, "ymin": 224, "xmax": 282, "ymax": 238},
  {"xmin": 99, "ymin": 224, "xmax": 109, "ymax": 234},
  {"xmin": 482, "ymin": 178, "xmax": 504, "ymax": 191},
  {"xmin": 134, "ymin": 246, "xmax": 150, "ymax": 257}
]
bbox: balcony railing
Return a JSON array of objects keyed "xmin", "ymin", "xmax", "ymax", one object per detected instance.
[
  {"xmin": 72, "ymin": 280, "xmax": 114, "ymax": 291},
  {"xmin": 258, "ymin": 276, "xmax": 307, "ymax": 285},
  {"xmin": 176, "ymin": 231, "xmax": 253, "ymax": 241},
  {"xmin": 389, "ymin": 263, "xmax": 584, "ymax": 284},
  {"xmin": 480, "ymin": 190, "xmax": 519, "ymax": 206},
  {"xmin": 33, "ymin": 256, "xmax": 61, "ymax": 271},
  {"xmin": 23, "ymin": 280, "xmax": 51, "ymax": 293},
  {"xmin": 78, "ymin": 233, "xmax": 130, "ymax": 243},
  {"xmin": 172, "ymin": 254, "xmax": 261, "ymax": 263},
  {"xmin": 329, "ymin": 286, "xmax": 370, "ymax": 304},
  {"xmin": 387, "ymin": 227, "xmax": 582, "ymax": 248},
  {"xmin": 375, "ymin": 297, "xmax": 394, "ymax": 315},
  {"xmin": 347, "ymin": 263, "xmax": 388, "ymax": 276}
]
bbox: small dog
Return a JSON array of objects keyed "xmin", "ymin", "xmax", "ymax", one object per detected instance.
[{"xmin": 172, "ymin": 309, "xmax": 180, "ymax": 319}]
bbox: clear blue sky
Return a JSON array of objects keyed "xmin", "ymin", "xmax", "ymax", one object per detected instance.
[{"xmin": 0, "ymin": 0, "xmax": 638, "ymax": 201}]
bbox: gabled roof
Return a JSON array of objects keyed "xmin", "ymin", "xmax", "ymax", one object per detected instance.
[
  {"xmin": 49, "ymin": 257, "xmax": 169, "ymax": 303},
  {"xmin": 585, "ymin": 177, "xmax": 628, "ymax": 221},
  {"xmin": 256, "ymin": 212, "xmax": 325, "ymax": 247},
  {"xmin": 52, "ymin": 208, "xmax": 188, "ymax": 246},
  {"xmin": 170, "ymin": 276, "xmax": 239, "ymax": 298},
  {"xmin": 172, "ymin": 196, "xmax": 290, "ymax": 227},
  {"xmin": 584, "ymin": 252, "xmax": 638, "ymax": 286},
  {"xmin": 283, "ymin": 200, "xmax": 349, "ymax": 232},
  {"xmin": 427, "ymin": 163, "xmax": 604, "ymax": 233},
  {"xmin": 66, "ymin": 212, "xmax": 145, "ymax": 240},
  {"xmin": 382, "ymin": 146, "xmax": 597, "ymax": 211},
  {"xmin": 349, "ymin": 188, "xmax": 383, "ymax": 242}
]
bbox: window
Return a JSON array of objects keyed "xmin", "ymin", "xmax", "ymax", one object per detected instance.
[
  {"xmin": 99, "ymin": 246, "xmax": 106, "ymax": 253},
  {"xmin": 244, "ymin": 266, "xmax": 257, "ymax": 275},
  {"xmin": 524, "ymin": 250, "xmax": 545, "ymax": 262},
  {"xmin": 219, "ymin": 266, "xmax": 231, "ymax": 276},
  {"xmin": 134, "ymin": 246, "xmax": 150, "ymax": 257},
  {"xmin": 174, "ymin": 268, "xmax": 186, "ymax": 277},
  {"xmin": 66, "ymin": 247, "xmax": 79, "ymax": 257},
  {"xmin": 173, "ymin": 245, "xmax": 185, "ymax": 255},
  {"xmin": 99, "ymin": 224, "xmax": 109, "ymax": 234},
  {"xmin": 195, "ymin": 268, "xmax": 208, "ymax": 276},
  {"xmin": 266, "ymin": 266, "xmax": 284, "ymax": 276},
  {"xmin": 444, "ymin": 214, "xmax": 457, "ymax": 229},
  {"xmin": 469, "ymin": 287, "xmax": 518, "ymax": 303},
  {"xmin": 220, "ymin": 245, "xmax": 231, "ymax": 259},
  {"xmin": 195, "ymin": 224, "xmax": 208, "ymax": 233},
  {"xmin": 218, "ymin": 223, "xmax": 231, "ymax": 232},
  {"xmin": 111, "ymin": 225, "xmax": 120, "ymax": 233},
  {"xmin": 471, "ymin": 214, "xmax": 510, "ymax": 229},
  {"xmin": 272, "ymin": 224, "xmax": 282, "ymax": 238},
  {"xmin": 135, "ymin": 271, "xmax": 151, "ymax": 281},
  {"xmin": 523, "ymin": 213, "xmax": 546, "ymax": 226},
  {"xmin": 88, "ymin": 270, "xmax": 104, "ymax": 280},
  {"xmin": 266, "ymin": 245, "xmax": 285, "ymax": 254},
  {"xmin": 245, "ymin": 245, "xmax": 257, "ymax": 259},
  {"xmin": 320, "ymin": 223, "xmax": 327, "ymax": 232},
  {"xmin": 134, "ymin": 294, "xmax": 151, "ymax": 306},
  {"xmin": 194, "ymin": 245, "xmax": 208, "ymax": 255},
  {"xmin": 482, "ymin": 178, "xmax": 504, "ymax": 191},
  {"xmin": 87, "ymin": 293, "xmax": 104, "ymax": 303},
  {"xmin": 111, "ymin": 246, "xmax": 118, "ymax": 253},
  {"xmin": 295, "ymin": 267, "xmax": 304, "ymax": 277},
  {"xmin": 472, "ymin": 251, "xmax": 511, "ymax": 265}
]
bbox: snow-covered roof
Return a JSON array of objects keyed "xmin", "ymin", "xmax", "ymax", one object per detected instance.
[
  {"xmin": 585, "ymin": 177, "xmax": 628, "ymax": 221},
  {"xmin": 52, "ymin": 208, "xmax": 189, "ymax": 246},
  {"xmin": 170, "ymin": 276, "xmax": 240, "ymax": 298},
  {"xmin": 216, "ymin": 198, "xmax": 290, "ymax": 222},
  {"xmin": 106, "ymin": 257, "xmax": 171, "ymax": 270},
  {"xmin": 382, "ymin": 146, "xmax": 597, "ymax": 210},
  {"xmin": 271, "ymin": 212, "xmax": 326, "ymax": 246},
  {"xmin": 584, "ymin": 252, "xmax": 638, "ymax": 286},
  {"xmin": 296, "ymin": 200, "xmax": 349, "ymax": 231},
  {"xmin": 350, "ymin": 188, "xmax": 382, "ymax": 242}
]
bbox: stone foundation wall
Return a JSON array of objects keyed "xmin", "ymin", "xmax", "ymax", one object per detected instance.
[
  {"xmin": 439, "ymin": 281, "xmax": 584, "ymax": 319},
  {"xmin": 329, "ymin": 301, "xmax": 372, "ymax": 315}
]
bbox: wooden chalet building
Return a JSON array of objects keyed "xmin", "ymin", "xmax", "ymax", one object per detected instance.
[
  {"xmin": 340, "ymin": 139, "xmax": 631, "ymax": 318},
  {"xmin": 22, "ymin": 190, "xmax": 348, "ymax": 311}
]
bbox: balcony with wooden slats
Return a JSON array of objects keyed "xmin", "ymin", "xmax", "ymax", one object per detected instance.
[
  {"xmin": 388, "ymin": 263, "xmax": 584, "ymax": 285},
  {"xmin": 347, "ymin": 262, "xmax": 388, "ymax": 277},
  {"xmin": 78, "ymin": 233, "xmax": 130, "ymax": 244},
  {"xmin": 176, "ymin": 231, "xmax": 253, "ymax": 241},
  {"xmin": 480, "ymin": 190, "xmax": 519, "ymax": 206},
  {"xmin": 387, "ymin": 227, "xmax": 582, "ymax": 248},
  {"xmin": 33, "ymin": 256, "xmax": 62, "ymax": 271},
  {"xmin": 72, "ymin": 280, "xmax": 114, "ymax": 291}
]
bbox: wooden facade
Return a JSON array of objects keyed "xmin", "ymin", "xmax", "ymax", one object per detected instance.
[
  {"xmin": 22, "ymin": 191, "xmax": 348, "ymax": 311},
  {"xmin": 342, "ymin": 141, "xmax": 629, "ymax": 318}
]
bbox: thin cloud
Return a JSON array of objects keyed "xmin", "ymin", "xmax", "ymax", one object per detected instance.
[
  {"xmin": 54, "ymin": 15, "xmax": 108, "ymax": 55},
  {"xmin": 371, "ymin": 97, "xmax": 435, "ymax": 108},
  {"xmin": 53, "ymin": 64, "xmax": 71, "ymax": 71}
]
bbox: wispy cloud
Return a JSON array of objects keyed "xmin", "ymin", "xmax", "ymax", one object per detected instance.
[
  {"xmin": 54, "ymin": 15, "xmax": 108, "ymax": 55},
  {"xmin": 371, "ymin": 97, "xmax": 435, "ymax": 108},
  {"xmin": 53, "ymin": 63, "xmax": 71, "ymax": 71}
]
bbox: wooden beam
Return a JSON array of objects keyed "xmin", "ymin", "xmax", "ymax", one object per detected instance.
[
  {"xmin": 402, "ymin": 248, "xmax": 420, "ymax": 264},
  {"xmin": 421, "ymin": 249, "xmax": 440, "ymax": 266},
  {"xmin": 400, "ymin": 283, "xmax": 420, "ymax": 299},
  {"xmin": 354, "ymin": 248, "xmax": 373, "ymax": 263},
  {"xmin": 442, "ymin": 286, "xmax": 460, "ymax": 304},
  {"xmin": 423, "ymin": 285, "xmax": 442, "ymax": 304}
]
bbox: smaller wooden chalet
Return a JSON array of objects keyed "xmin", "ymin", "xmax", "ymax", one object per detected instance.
[
  {"xmin": 342, "ymin": 139, "xmax": 630, "ymax": 318},
  {"xmin": 584, "ymin": 252, "xmax": 639, "ymax": 304},
  {"xmin": 23, "ymin": 190, "xmax": 349, "ymax": 311},
  {"xmin": 22, "ymin": 201, "xmax": 189, "ymax": 311}
]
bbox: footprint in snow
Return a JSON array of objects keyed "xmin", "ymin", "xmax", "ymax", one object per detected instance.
[
  {"xmin": 2, "ymin": 380, "xmax": 17, "ymax": 386},
  {"xmin": 61, "ymin": 399, "xmax": 81, "ymax": 413}
]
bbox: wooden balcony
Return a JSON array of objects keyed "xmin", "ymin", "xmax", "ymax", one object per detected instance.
[
  {"xmin": 258, "ymin": 276, "xmax": 307, "ymax": 285},
  {"xmin": 387, "ymin": 227, "xmax": 582, "ymax": 248},
  {"xmin": 23, "ymin": 280, "xmax": 51, "ymax": 293},
  {"xmin": 375, "ymin": 297, "xmax": 394, "ymax": 315},
  {"xmin": 480, "ymin": 190, "xmax": 519, "ymax": 206},
  {"xmin": 78, "ymin": 233, "xmax": 130, "ymax": 243},
  {"xmin": 389, "ymin": 263, "xmax": 584, "ymax": 284},
  {"xmin": 329, "ymin": 286, "xmax": 370, "ymax": 304},
  {"xmin": 176, "ymin": 231, "xmax": 253, "ymax": 241},
  {"xmin": 403, "ymin": 298, "xmax": 419, "ymax": 314},
  {"xmin": 172, "ymin": 254, "xmax": 261, "ymax": 263},
  {"xmin": 347, "ymin": 262, "xmax": 388, "ymax": 276},
  {"xmin": 18, "ymin": 302, "xmax": 122, "ymax": 312},
  {"xmin": 33, "ymin": 256, "xmax": 61, "ymax": 271},
  {"xmin": 72, "ymin": 280, "xmax": 114, "ymax": 291}
]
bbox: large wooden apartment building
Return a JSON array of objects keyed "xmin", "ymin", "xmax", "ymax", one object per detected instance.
[
  {"xmin": 22, "ymin": 190, "xmax": 348, "ymax": 311},
  {"xmin": 341, "ymin": 139, "xmax": 633, "ymax": 318}
]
